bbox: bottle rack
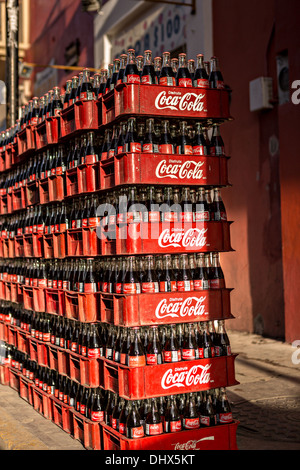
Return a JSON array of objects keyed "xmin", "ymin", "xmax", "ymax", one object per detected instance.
[{"xmin": 0, "ymin": 81, "xmax": 239, "ymax": 451}]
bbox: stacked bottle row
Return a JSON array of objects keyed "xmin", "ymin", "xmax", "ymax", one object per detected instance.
[
  {"xmin": 0, "ymin": 118, "xmax": 225, "ymax": 194},
  {"xmin": 1, "ymin": 48, "xmax": 225, "ymax": 145},
  {"xmin": 0, "ymin": 252, "xmax": 225, "ymax": 294},
  {"xmin": 0, "ymin": 185, "xmax": 227, "ymax": 236},
  {"xmin": 1, "ymin": 299, "xmax": 230, "ymax": 363},
  {"xmin": 0, "ymin": 340, "xmax": 232, "ymax": 436}
]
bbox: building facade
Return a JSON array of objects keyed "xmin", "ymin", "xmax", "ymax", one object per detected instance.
[{"xmin": 94, "ymin": 0, "xmax": 300, "ymax": 343}]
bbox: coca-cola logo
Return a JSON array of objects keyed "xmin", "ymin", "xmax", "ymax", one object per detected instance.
[
  {"xmin": 172, "ymin": 437, "xmax": 215, "ymax": 451},
  {"xmin": 155, "ymin": 296, "xmax": 208, "ymax": 320},
  {"xmin": 155, "ymin": 159, "xmax": 206, "ymax": 180},
  {"xmin": 155, "ymin": 90, "xmax": 206, "ymax": 113},
  {"xmin": 158, "ymin": 227, "xmax": 208, "ymax": 248},
  {"xmin": 161, "ymin": 364, "xmax": 212, "ymax": 390}
]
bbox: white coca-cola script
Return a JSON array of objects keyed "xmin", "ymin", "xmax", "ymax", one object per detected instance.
[
  {"xmin": 158, "ymin": 228, "xmax": 208, "ymax": 248},
  {"xmin": 161, "ymin": 364, "xmax": 212, "ymax": 390},
  {"xmin": 155, "ymin": 159, "xmax": 206, "ymax": 180},
  {"xmin": 155, "ymin": 90, "xmax": 206, "ymax": 113},
  {"xmin": 155, "ymin": 296, "xmax": 208, "ymax": 320},
  {"xmin": 171, "ymin": 437, "xmax": 215, "ymax": 451}
]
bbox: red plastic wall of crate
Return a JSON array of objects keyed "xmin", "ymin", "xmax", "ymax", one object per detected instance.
[
  {"xmin": 102, "ymin": 420, "xmax": 239, "ymax": 450},
  {"xmin": 100, "ymin": 288, "xmax": 233, "ymax": 327},
  {"xmin": 104, "ymin": 354, "xmax": 238, "ymax": 400}
]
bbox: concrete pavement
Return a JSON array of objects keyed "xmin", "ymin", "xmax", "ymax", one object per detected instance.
[{"xmin": 0, "ymin": 329, "xmax": 299, "ymax": 451}]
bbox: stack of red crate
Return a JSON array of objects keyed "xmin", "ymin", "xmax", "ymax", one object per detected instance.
[{"xmin": 0, "ymin": 76, "xmax": 239, "ymax": 451}]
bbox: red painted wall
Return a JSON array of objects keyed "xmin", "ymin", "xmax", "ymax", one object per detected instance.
[
  {"xmin": 24, "ymin": 0, "xmax": 95, "ymax": 95},
  {"xmin": 273, "ymin": 0, "xmax": 300, "ymax": 344},
  {"xmin": 212, "ymin": 0, "xmax": 300, "ymax": 342}
]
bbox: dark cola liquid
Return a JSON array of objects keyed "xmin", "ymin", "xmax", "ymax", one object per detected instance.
[
  {"xmin": 141, "ymin": 64, "xmax": 156, "ymax": 85},
  {"xmin": 124, "ymin": 63, "xmax": 140, "ymax": 84},
  {"xmin": 160, "ymin": 66, "xmax": 176, "ymax": 86}
]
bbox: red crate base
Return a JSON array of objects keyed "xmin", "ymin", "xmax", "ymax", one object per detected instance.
[
  {"xmin": 19, "ymin": 376, "xmax": 34, "ymax": 405},
  {"xmin": 102, "ymin": 420, "xmax": 239, "ymax": 450},
  {"xmin": 51, "ymin": 396, "xmax": 73, "ymax": 434},
  {"xmin": 113, "ymin": 152, "xmax": 230, "ymax": 188},
  {"xmin": 104, "ymin": 354, "xmax": 238, "ymax": 400},
  {"xmin": 101, "ymin": 221, "xmax": 233, "ymax": 255},
  {"xmin": 0, "ymin": 364, "xmax": 10, "ymax": 385},
  {"xmin": 69, "ymin": 350, "xmax": 103, "ymax": 388},
  {"xmin": 32, "ymin": 385, "xmax": 53, "ymax": 420},
  {"xmin": 112, "ymin": 83, "xmax": 231, "ymax": 122},
  {"xmin": 101, "ymin": 288, "xmax": 233, "ymax": 327},
  {"xmin": 72, "ymin": 409, "xmax": 102, "ymax": 450}
]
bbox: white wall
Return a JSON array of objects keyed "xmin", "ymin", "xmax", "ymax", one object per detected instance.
[{"xmin": 94, "ymin": 0, "xmax": 213, "ymax": 67}]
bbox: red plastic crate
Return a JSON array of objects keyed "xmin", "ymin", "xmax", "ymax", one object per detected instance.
[
  {"xmin": 37, "ymin": 340, "xmax": 50, "ymax": 367},
  {"xmin": 114, "ymin": 153, "xmax": 230, "ymax": 188},
  {"xmin": 32, "ymin": 385, "xmax": 53, "ymax": 420},
  {"xmin": 66, "ymin": 168, "xmax": 79, "ymax": 197},
  {"xmin": 19, "ymin": 376, "xmax": 34, "ymax": 405},
  {"xmin": 35, "ymin": 120, "xmax": 47, "ymax": 150},
  {"xmin": 9, "ymin": 367, "xmax": 20, "ymax": 392},
  {"xmin": 16, "ymin": 328, "xmax": 30, "ymax": 354},
  {"xmin": 69, "ymin": 351, "xmax": 103, "ymax": 388},
  {"xmin": 48, "ymin": 344, "xmax": 59, "ymax": 371},
  {"xmin": 67, "ymin": 228, "xmax": 101, "ymax": 258},
  {"xmin": 101, "ymin": 221, "xmax": 233, "ymax": 256},
  {"xmin": 4, "ymin": 281, "xmax": 12, "ymax": 302},
  {"xmin": 0, "ymin": 280, "xmax": 5, "ymax": 300},
  {"xmin": 46, "ymin": 344, "xmax": 69, "ymax": 376},
  {"xmin": 5, "ymin": 144, "xmax": 13, "ymax": 170},
  {"xmin": 10, "ymin": 282, "xmax": 18, "ymax": 303},
  {"xmin": 99, "ymin": 157, "xmax": 115, "ymax": 190},
  {"xmin": 65, "ymin": 291, "xmax": 101, "ymax": 322},
  {"xmin": 26, "ymin": 180, "xmax": 39, "ymax": 206},
  {"xmin": 101, "ymin": 89, "xmax": 115, "ymax": 126},
  {"xmin": 46, "ymin": 116, "xmax": 60, "ymax": 145},
  {"xmin": 0, "ymin": 150, "xmax": 5, "ymax": 172},
  {"xmin": 60, "ymin": 100, "xmax": 100, "ymax": 139},
  {"xmin": 17, "ymin": 125, "xmax": 36, "ymax": 157},
  {"xmin": 39, "ymin": 178, "xmax": 50, "ymax": 204},
  {"xmin": 52, "ymin": 396, "xmax": 73, "ymax": 434},
  {"xmin": 12, "ymin": 186, "xmax": 26, "ymax": 211},
  {"xmin": 8, "ymin": 325, "xmax": 17, "ymax": 347},
  {"xmin": 100, "ymin": 288, "xmax": 233, "ymax": 327},
  {"xmin": 72, "ymin": 409, "xmax": 102, "ymax": 450},
  {"xmin": 7, "ymin": 192, "xmax": 13, "ymax": 214},
  {"xmin": 43, "ymin": 234, "xmax": 54, "ymax": 258},
  {"xmin": 103, "ymin": 354, "xmax": 238, "ymax": 400},
  {"xmin": 14, "ymin": 235, "xmax": 24, "ymax": 257},
  {"xmin": 8, "ymin": 238, "xmax": 15, "ymax": 258},
  {"xmin": 45, "ymin": 288, "xmax": 65, "ymax": 315},
  {"xmin": 48, "ymin": 174, "xmax": 65, "ymax": 202},
  {"xmin": 0, "ymin": 364, "xmax": 10, "ymax": 385},
  {"xmin": 113, "ymin": 83, "xmax": 231, "ymax": 122},
  {"xmin": 1, "ymin": 239, "xmax": 9, "ymax": 259},
  {"xmin": 23, "ymin": 286, "xmax": 34, "ymax": 310},
  {"xmin": 80, "ymin": 356, "xmax": 103, "ymax": 388},
  {"xmin": 77, "ymin": 162, "xmax": 100, "ymax": 194},
  {"xmin": 29, "ymin": 338, "xmax": 38, "ymax": 363},
  {"xmin": 0, "ymin": 194, "xmax": 8, "ymax": 215},
  {"xmin": 32, "ymin": 287, "xmax": 46, "ymax": 312},
  {"xmin": 43, "ymin": 233, "xmax": 66, "ymax": 259},
  {"xmin": 102, "ymin": 420, "xmax": 238, "ymax": 450},
  {"xmin": 32, "ymin": 233, "xmax": 44, "ymax": 257},
  {"xmin": 23, "ymin": 234, "xmax": 34, "ymax": 257}
]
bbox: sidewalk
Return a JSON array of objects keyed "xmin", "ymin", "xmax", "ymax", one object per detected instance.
[{"xmin": 0, "ymin": 330, "xmax": 299, "ymax": 451}]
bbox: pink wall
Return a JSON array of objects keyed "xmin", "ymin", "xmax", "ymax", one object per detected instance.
[
  {"xmin": 213, "ymin": 0, "xmax": 284, "ymax": 339},
  {"xmin": 213, "ymin": 0, "xmax": 300, "ymax": 342},
  {"xmin": 24, "ymin": 0, "xmax": 95, "ymax": 95}
]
